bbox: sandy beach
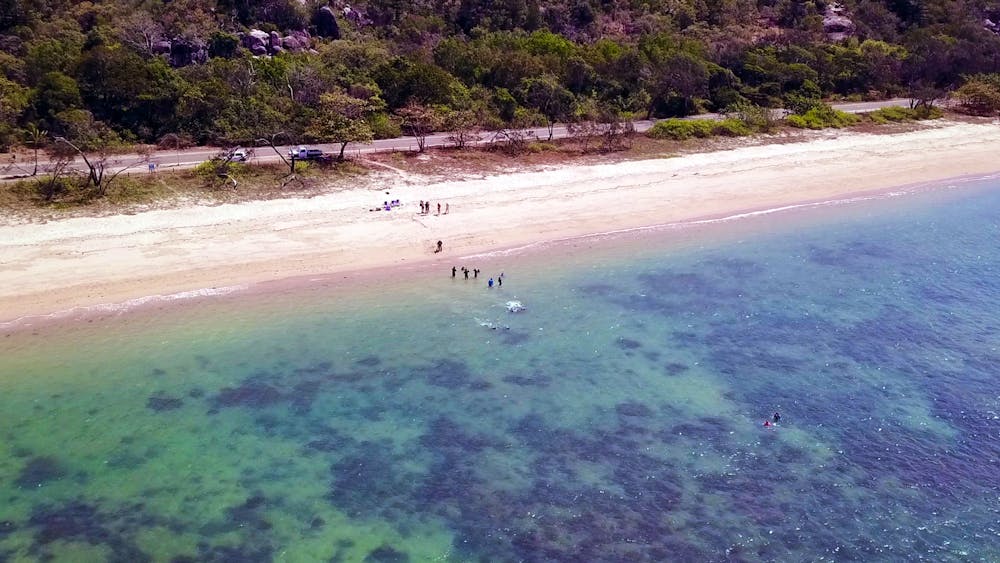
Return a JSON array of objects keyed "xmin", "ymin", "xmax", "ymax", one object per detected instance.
[{"xmin": 2, "ymin": 120, "xmax": 1000, "ymax": 324}]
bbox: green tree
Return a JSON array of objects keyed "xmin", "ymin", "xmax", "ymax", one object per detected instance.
[
  {"xmin": 77, "ymin": 45, "xmax": 182, "ymax": 140},
  {"xmin": 396, "ymin": 101, "xmax": 442, "ymax": 152},
  {"xmin": 23, "ymin": 123, "xmax": 47, "ymax": 175},
  {"xmin": 307, "ymin": 91, "xmax": 380, "ymax": 159},
  {"xmin": 520, "ymin": 75, "xmax": 575, "ymax": 139},
  {"xmin": 32, "ymin": 72, "xmax": 82, "ymax": 131},
  {"xmin": 0, "ymin": 74, "xmax": 29, "ymax": 151}
]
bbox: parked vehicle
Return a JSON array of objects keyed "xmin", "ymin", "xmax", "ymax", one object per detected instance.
[
  {"xmin": 229, "ymin": 148, "xmax": 249, "ymax": 162},
  {"xmin": 288, "ymin": 146, "xmax": 325, "ymax": 160}
]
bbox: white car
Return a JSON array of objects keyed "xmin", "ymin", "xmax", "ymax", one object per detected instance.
[{"xmin": 230, "ymin": 148, "xmax": 249, "ymax": 162}]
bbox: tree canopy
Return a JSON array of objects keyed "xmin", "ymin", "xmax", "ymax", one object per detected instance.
[{"xmin": 0, "ymin": 0, "xmax": 998, "ymax": 151}]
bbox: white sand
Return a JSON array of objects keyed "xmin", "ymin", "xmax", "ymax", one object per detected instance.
[{"xmin": 3, "ymin": 121, "xmax": 1000, "ymax": 323}]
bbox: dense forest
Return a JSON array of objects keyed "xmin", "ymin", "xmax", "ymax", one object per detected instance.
[{"xmin": 2, "ymin": 0, "xmax": 1000, "ymax": 152}]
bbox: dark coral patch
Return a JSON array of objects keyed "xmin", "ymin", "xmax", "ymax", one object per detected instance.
[
  {"xmin": 365, "ymin": 544, "xmax": 409, "ymax": 563},
  {"xmin": 615, "ymin": 402, "xmax": 653, "ymax": 418},
  {"xmin": 28, "ymin": 501, "xmax": 152, "ymax": 562},
  {"xmin": 0, "ymin": 520, "xmax": 15, "ymax": 537},
  {"xmin": 328, "ymin": 440, "xmax": 412, "ymax": 519},
  {"xmin": 420, "ymin": 417, "xmax": 500, "ymax": 452},
  {"xmin": 616, "ymin": 337, "xmax": 642, "ymax": 350},
  {"xmin": 502, "ymin": 373, "xmax": 551, "ymax": 387},
  {"xmin": 226, "ymin": 494, "xmax": 272, "ymax": 532},
  {"xmin": 415, "ymin": 359, "xmax": 475, "ymax": 389},
  {"xmin": 16, "ymin": 456, "xmax": 66, "ymax": 489},
  {"xmin": 212, "ymin": 380, "xmax": 284, "ymax": 409},
  {"xmin": 193, "ymin": 543, "xmax": 272, "ymax": 563},
  {"xmin": 356, "ymin": 356, "xmax": 381, "ymax": 367},
  {"xmin": 500, "ymin": 330, "xmax": 531, "ymax": 346},
  {"xmin": 146, "ymin": 394, "xmax": 184, "ymax": 412},
  {"xmin": 150, "ymin": 368, "xmax": 167, "ymax": 377},
  {"xmin": 664, "ymin": 362, "xmax": 689, "ymax": 376}
]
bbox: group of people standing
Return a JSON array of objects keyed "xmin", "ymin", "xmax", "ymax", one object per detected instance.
[
  {"xmin": 452, "ymin": 267, "xmax": 504, "ymax": 287},
  {"xmin": 420, "ymin": 200, "xmax": 448, "ymax": 215}
]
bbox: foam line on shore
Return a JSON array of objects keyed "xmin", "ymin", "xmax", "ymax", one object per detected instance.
[{"xmin": 0, "ymin": 285, "xmax": 248, "ymax": 330}]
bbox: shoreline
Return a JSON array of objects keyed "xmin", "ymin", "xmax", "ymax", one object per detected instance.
[{"xmin": 3, "ymin": 120, "xmax": 1000, "ymax": 328}]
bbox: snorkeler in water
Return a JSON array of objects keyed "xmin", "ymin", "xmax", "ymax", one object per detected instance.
[{"xmin": 773, "ymin": 412, "xmax": 781, "ymax": 423}]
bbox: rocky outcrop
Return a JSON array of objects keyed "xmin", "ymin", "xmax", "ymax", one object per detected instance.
[
  {"xmin": 150, "ymin": 28, "xmax": 311, "ymax": 66},
  {"xmin": 823, "ymin": 3, "xmax": 855, "ymax": 41},
  {"xmin": 314, "ymin": 6, "xmax": 341, "ymax": 39},
  {"xmin": 170, "ymin": 39, "xmax": 208, "ymax": 66},
  {"xmin": 151, "ymin": 38, "xmax": 208, "ymax": 66},
  {"xmin": 242, "ymin": 29, "xmax": 271, "ymax": 56},
  {"xmin": 236, "ymin": 28, "xmax": 312, "ymax": 57},
  {"xmin": 282, "ymin": 30, "xmax": 311, "ymax": 51}
]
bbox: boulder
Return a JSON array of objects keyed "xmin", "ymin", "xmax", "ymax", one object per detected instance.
[
  {"xmin": 283, "ymin": 35, "xmax": 306, "ymax": 51},
  {"xmin": 823, "ymin": 3, "xmax": 855, "ymax": 41},
  {"xmin": 269, "ymin": 31, "xmax": 282, "ymax": 50},
  {"xmin": 169, "ymin": 38, "xmax": 208, "ymax": 67},
  {"xmin": 823, "ymin": 14, "xmax": 855, "ymax": 40},
  {"xmin": 152, "ymin": 40, "xmax": 172, "ymax": 56},
  {"xmin": 242, "ymin": 29, "xmax": 270, "ymax": 56},
  {"xmin": 314, "ymin": 6, "xmax": 341, "ymax": 39}
]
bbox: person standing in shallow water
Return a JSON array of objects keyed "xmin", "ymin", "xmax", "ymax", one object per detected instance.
[
  {"xmin": 498, "ymin": 276, "xmax": 502, "ymax": 287},
  {"xmin": 452, "ymin": 266, "xmax": 456, "ymax": 278},
  {"xmin": 488, "ymin": 277, "xmax": 494, "ymax": 288}
]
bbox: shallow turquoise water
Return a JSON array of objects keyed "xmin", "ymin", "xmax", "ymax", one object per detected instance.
[{"xmin": 1, "ymin": 180, "xmax": 999, "ymax": 562}]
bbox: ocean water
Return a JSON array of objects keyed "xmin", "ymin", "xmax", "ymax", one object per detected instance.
[{"xmin": 1, "ymin": 179, "xmax": 999, "ymax": 562}]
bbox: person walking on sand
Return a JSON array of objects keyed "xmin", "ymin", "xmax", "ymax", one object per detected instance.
[
  {"xmin": 445, "ymin": 203, "xmax": 450, "ymax": 214},
  {"xmin": 436, "ymin": 240, "xmax": 443, "ymax": 253},
  {"xmin": 437, "ymin": 203, "xmax": 441, "ymax": 215}
]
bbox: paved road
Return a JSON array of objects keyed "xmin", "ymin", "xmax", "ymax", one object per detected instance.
[{"xmin": 1, "ymin": 98, "xmax": 912, "ymax": 180}]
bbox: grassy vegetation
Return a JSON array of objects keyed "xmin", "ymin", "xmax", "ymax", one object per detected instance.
[
  {"xmin": 786, "ymin": 105, "xmax": 862, "ymax": 129},
  {"xmin": 866, "ymin": 106, "xmax": 944, "ymax": 123},
  {"xmin": 646, "ymin": 118, "xmax": 751, "ymax": 140},
  {"xmin": 0, "ymin": 160, "xmax": 368, "ymax": 214}
]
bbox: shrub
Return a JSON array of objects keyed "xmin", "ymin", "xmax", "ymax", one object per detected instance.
[
  {"xmin": 786, "ymin": 105, "xmax": 861, "ymax": 129},
  {"xmin": 368, "ymin": 113, "xmax": 402, "ymax": 139},
  {"xmin": 867, "ymin": 106, "xmax": 943, "ymax": 123},
  {"xmin": 647, "ymin": 118, "xmax": 751, "ymax": 140},
  {"xmin": 724, "ymin": 101, "xmax": 778, "ymax": 132},
  {"xmin": 953, "ymin": 76, "xmax": 1000, "ymax": 116}
]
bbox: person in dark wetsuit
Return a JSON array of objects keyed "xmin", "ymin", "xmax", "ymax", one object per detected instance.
[
  {"xmin": 452, "ymin": 266, "xmax": 457, "ymax": 278},
  {"xmin": 773, "ymin": 412, "xmax": 781, "ymax": 423},
  {"xmin": 464, "ymin": 268, "xmax": 469, "ymax": 279}
]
